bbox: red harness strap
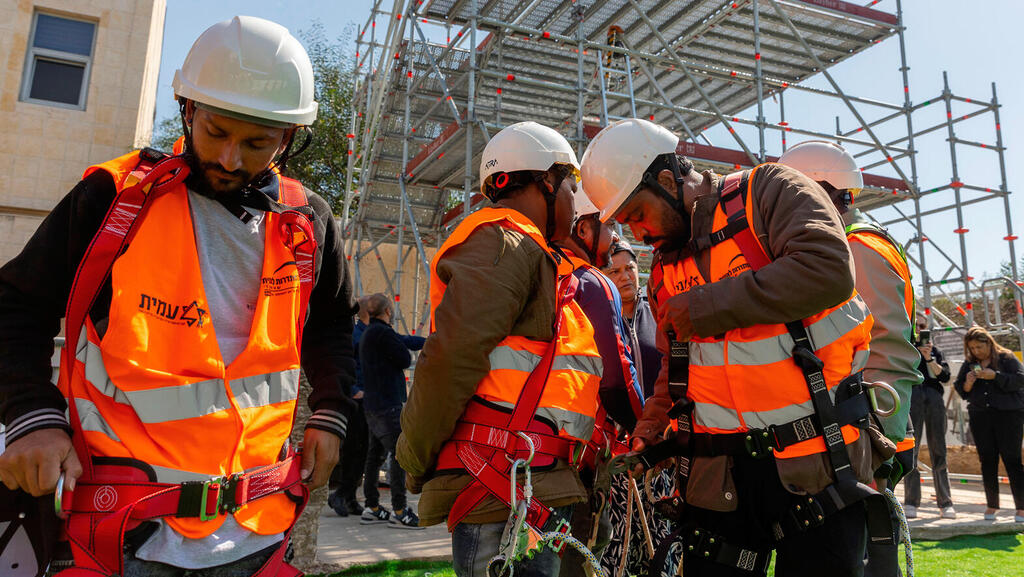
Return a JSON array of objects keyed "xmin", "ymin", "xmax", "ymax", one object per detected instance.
[
  {"xmin": 718, "ymin": 170, "xmax": 771, "ymax": 271},
  {"xmin": 57, "ymin": 162, "xmax": 316, "ymax": 577},
  {"xmin": 444, "ymin": 274, "xmax": 581, "ymax": 534}
]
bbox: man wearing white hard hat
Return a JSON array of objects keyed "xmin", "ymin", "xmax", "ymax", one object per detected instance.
[
  {"xmin": 397, "ymin": 121, "xmax": 602, "ymax": 576},
  {"xmin": 580, "ymin": 118, "xmax": 896, "ymax": 576},
  {"xmin": 553, "ymin": 186, "xmax": 643, "ymax": 577},
  {"xmin": 781, "ymin": 140, "xmax": 924, "ymax": 577},
  {"xmin": 0, "ymin": 16, "xmax": 356, "ymax": 576}
]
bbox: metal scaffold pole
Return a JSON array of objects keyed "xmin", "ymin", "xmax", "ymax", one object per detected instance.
[
  {"xmin": 896, "ymin": 0, "xmax": 930, "ymax": 326},
  {"xmin": 992, "ymin": 82, "xmax": 1018, "ymax": 283},
  {"xmin": 942, "ymin": 71, "xmax": 973, "ymax": 325},
  {"xmin": 752, "ymin": 0, "xmax": 766, "ymax": 162},
  {"xmin": 463, "ymin": 0, "xmax": 478, "ymax": 223}
]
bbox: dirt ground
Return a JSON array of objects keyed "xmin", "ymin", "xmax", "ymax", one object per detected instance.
[{"xmin": 918, "ymin": 445, "xmax": 1023, "ymax": 476}]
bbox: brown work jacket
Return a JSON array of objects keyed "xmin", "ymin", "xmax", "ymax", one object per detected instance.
[
  {"xmin": 396, "ymin": 222, "xmax": 587, "ymax": 526},
  {"xmin": 635, "ymin": 164, "xmax": 887, "ymax": 507}
]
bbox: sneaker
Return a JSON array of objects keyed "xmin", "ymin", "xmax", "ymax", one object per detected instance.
[
  {"xmin": 389, "ymin": 508, "xmax": 425, "ymax": 530},
  {"xmin": 360, "ymin": 506, "xmax": 392, "ymax": 524},
  {"xmin": 903, "ymin": 505, "xmax": 917, "ymax": 519},
  {"xmin": 940, "ymin": 506, "xmax": 957, "ymax": 519},
  {"xmin": 984, "ymin": 509, "xmax": 997, "ymax": 521}
]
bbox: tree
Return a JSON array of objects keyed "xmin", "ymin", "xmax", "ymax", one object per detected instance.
[{"xmin": 149, "ymin": 20, "xmax": 358, "ymax": 215}]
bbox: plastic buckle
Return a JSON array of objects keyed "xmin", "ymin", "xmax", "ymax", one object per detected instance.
[
  {"xmin": 178, "ymin": 477, "xmax": 224, "ymax": 521},
  {"xmin": 546, "ymin": 517, "xmax": 571, "ymax": 554},
  {"xmin": 743, "ymin": 428, "xmax": 775, "ymax": 458},
  {"xmin": 788, "ymin": 496, "xmax": 826, "ymax": 531}
]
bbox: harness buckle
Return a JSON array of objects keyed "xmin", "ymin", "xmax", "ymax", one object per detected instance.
[
  {"xmin": 178, "ymin": 477, "xmax": 224, "ymax": 521},
  {"xmin": 218, "ymin": 473, "xmax": 247, "ymax": 514},
  {"xmin": 685, "ymin": 528, "xmax": 722, "ymax": 560},
  {"xmin": 743, "ymin": 428, "xmax": 776, "ymax": 458},
  {"xmin": 788, "ymin": 496, "xmax": 826, "ymax": 531}
]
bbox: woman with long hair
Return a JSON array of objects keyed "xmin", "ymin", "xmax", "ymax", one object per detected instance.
[{"xmin": 953, "ymin": 326, "xmax": 1024, "ymax": 522}]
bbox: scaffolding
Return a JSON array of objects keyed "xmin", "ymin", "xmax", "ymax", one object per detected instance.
[{"xmin": 345, "ymin": 0, "xmax": 1020, "ymax": 343}]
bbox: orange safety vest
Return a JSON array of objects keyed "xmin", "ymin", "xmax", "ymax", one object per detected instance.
[
  {"xmin": 558, "ymin": 248, "xmax": 641, "ymax": 464},
  {"xmin": 430, "ymin": 207, "xmax": 602, "ymax": 531},
  {"xmin": 59, "ymin": 151, "xmax": 311, "ymax": 539},
  {"xmin": 430, "ymin": 208, "xmax": 602, "ymax": 443},
  {"xmin": 649, "ymin": 166, "xmax": 873, "ymax": 459},
  {"xmin": 847, "ymin": 223, "xmax": 916, "ymax": 452}
]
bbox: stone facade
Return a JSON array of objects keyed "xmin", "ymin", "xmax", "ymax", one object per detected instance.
[{"xmin": 0, "ymin": 0, "xmax": 165, "ymax": 265}]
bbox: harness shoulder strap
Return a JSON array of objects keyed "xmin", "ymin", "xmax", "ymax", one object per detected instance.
[
  {"xmin": 277, "ymin": 176, "xmax": 308, "ymax": 207},
  {"xmin": 685, "ymin": 170, "xmax": 771, "ymax": 272}
]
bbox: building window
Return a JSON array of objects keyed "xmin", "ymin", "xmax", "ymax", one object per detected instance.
[{"xmin": 20, "ymin": 12, "xmax": 97, "ymax": 110}]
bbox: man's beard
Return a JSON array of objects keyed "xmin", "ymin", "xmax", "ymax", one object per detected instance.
[
  {"xmin": 185, "ymin": 156, "xmax": 258, "ymax": 198},
  {"xmin": 645, "ymin": 212, "xmax": 691, "ymax": 254}
]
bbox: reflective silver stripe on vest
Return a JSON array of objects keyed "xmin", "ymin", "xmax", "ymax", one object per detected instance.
[
  {"xmin": 692, "ymin": 402, "xmax": 743, "ymax": 431},
  {"xmin": 77, "ymin": 332, "xmax": 298, "ymax": 422},
  {"xmin": 75, "ymin": 398, "xmax": 120, "ymax": 442},
  {"xmin": 490, "ymin": 400, "xmax": 596, "ymax": 442},
  {"xmin": 851, "ymin": 348, "xmax": 870, "ymax": 374},
  {"xmin": 740, "ymin": 386, "xmax": 840, "ymax": 430},
  {"xmin": 690, "ymin": 296, "xmax": 869, "ymax": 368},
  {"xmin": 489, "ymin": 346, "xmax": 602, "ymax": 378},
  {"xmin": 230, "ymin": 369, "xmax": 301, "ymax": 410}
]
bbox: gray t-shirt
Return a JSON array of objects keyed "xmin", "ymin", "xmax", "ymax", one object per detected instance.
[{"xmin": 135, "ymin": 190, "xmax": 283, "ymax": 568}]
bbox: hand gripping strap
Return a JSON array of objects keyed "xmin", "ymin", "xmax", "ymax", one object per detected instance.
[{"xmin": 446, "ymin": 273, "xmax": 580, "ymax": 531}]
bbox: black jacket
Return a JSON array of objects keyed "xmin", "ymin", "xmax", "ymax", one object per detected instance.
[
  {"xmin": 360, "ymin": 318, "xmax": 423, "ymax": 413},
  {"xmin": 954, "ymin": 351, "xmax": 1024, "ymax": 411},
  {"xmin": 918, "ymin": 345, "xmax": 951, "ymax": 394},
  {"xmin": 0, "ymin": 162, "xmax": 357, "ymax": 445}
]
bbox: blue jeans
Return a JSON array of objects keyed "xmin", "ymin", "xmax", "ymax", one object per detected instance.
[
  {"xmin": 363, "ymin": 405, "xmax": 407, "ymax": 511},
  {"xmin": 452, "ymin": 505, "xmax": 574, "ymax": 577},
  {"xmin": 122, "ymin": 542, "xmax": 278, "ymax": 577}
]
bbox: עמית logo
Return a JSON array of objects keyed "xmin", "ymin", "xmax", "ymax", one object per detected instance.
[{"xmin": 137, "ymin": 293, "xmax": 208, "ymax": 328}]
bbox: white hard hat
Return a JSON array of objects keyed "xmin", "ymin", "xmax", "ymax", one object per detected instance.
[
  {"xmin": 573, "ymin": 184, "xmax": 600, "ymax": 220},
  {"xmin": 173, "ymin": 16, "xmax": 318, "ymax": 127},
  {"xmin": 480, "ymin": 121, "xmax": 580, "ymax": 198},
  {"xmin": 777, "ymin": 140, "xmax": 863, "ymax": 193},
  {"xmin": 580, "ymin": 118, "xmax": 680, "ymax": 221}
]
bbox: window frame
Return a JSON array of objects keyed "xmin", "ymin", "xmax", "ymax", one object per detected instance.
[{"xmin": 19, "ymin": 10, "xmax": 98, "ymax": 111}]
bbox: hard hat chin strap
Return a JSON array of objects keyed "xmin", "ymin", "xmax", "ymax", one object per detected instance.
[
  {"xmin": 639, "ymin": 153, "xmax": 691, "ymax": 219},
  {"xmin": 570, "ymin": 214, "xmax": 601, "ymax": 265}
]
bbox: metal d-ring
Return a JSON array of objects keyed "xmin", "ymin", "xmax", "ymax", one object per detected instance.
[
  {"xmin": 54, "ymin": 471, "xmax": 66, "ymax": 517},
  {"xmin": 515, "ymin": 431, "xmax": 536, "ymax": 467},
  {"xmin": 866, "ymin": 381, "xmax": 900, "ymax": 417}
]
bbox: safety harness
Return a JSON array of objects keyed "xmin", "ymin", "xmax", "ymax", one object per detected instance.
[
  {"xmin": 434, "ymin": 273, "xmax": 584, "ymax": 546},
  {"xmin": 634, "ymin": 171, "xmax": 894, "ymax": 576},
  {"xmin": 55, "ymin": 149, "xmax": 318, "ymax": 577}
]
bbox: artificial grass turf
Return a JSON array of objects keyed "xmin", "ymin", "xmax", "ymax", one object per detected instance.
[{"xmin": 320, "ymin": 532, "xmax": 1024, "ymax": 576}]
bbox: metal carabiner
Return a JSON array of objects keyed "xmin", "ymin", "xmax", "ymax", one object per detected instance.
[
  {"xmin": 54, "ymin": 471, "xmax": 66, "ymax": 518},
  {"xmin": 515, "ymin": 431, "xmax": 536, "ymax": 467},
  {"xmin": 866, "ymin": 381, "xmax": 900, "ymax": 417}
]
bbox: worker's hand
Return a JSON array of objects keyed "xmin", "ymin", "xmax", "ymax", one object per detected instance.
[
  {"xmin": 353, "ymin": 390, "xmax": 365, "ymax": 400},
  {"xmin": 630, "ymin": 438, "xmax": 647, "ymax": 478},
  {"xmin": 0, "ymin": 428, "xmax": 81, "ymax": 496},
  {"xmin": 657, "ymin": 293, "xmax": 696, "ymax": 343},
  {"xmin": 299, "ymin": 428, "xmax": 341, "ymax": 488},
  {"xmin": 977, "ymin": 368, "xmax": 997, "ymax": 380}
]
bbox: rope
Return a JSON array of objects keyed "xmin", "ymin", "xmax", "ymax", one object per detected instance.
[
  {"xmin": 539, "ymin": 531, "xmax": 608, "ymax": 577},
  {"xmin": 883, "ymin": 488, "xmax": 914, "ymax": 577}
]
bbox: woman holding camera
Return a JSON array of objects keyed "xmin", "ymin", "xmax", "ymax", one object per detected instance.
[{"xmin": 954, "ymin": 326, "xmax": 1024, "ymax": 522}]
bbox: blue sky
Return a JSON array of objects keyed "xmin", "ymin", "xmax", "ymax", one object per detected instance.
[{"xmin": 155, "ymin": 0, "xmax": 1024, "ymax": 284}]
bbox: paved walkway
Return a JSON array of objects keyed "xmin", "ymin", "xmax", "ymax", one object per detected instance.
[
  {"xmin": 317, "ymin": 492, "xmax": 451, "ymax": 569},
  {"xmin": 316, "ymin": 477, "xmax": 1024, "ymax": 570},
  {"xmin": 895, "ymin": 477, "xmax": 1024, "ymax": 540}
]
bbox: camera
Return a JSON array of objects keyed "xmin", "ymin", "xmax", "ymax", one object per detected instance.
[{"xmin": 915, "ymin": 329, "xmax": 930, "ymax": 347}]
